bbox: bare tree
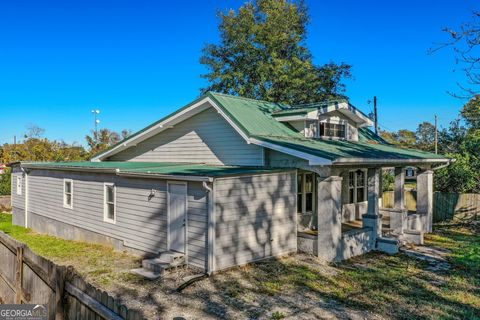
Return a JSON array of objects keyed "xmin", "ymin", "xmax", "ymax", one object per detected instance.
[
  {"xmin": 24, "ymin": 124, "xmax": 45, "ymax": 139},
  {"xmin": 430, "ymin": 11, "xmax": 480, "ymax": 98}
]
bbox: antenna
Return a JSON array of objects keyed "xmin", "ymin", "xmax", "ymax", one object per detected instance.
[
  {"xmin": 91, "ymin": 109, "xmax": 101, "ymax": 144},
  {"xmin": 434, "ymin": 115, "xmax": 438, "ymax": 154},
  {"xmin": 374, "ymin": 96, "xmax": 378, "ymax": 135}
]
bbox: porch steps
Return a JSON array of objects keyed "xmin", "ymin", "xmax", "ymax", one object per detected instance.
[{"xmin": 131, "ymin": 251, "xmax": 185, "ymax": 280}]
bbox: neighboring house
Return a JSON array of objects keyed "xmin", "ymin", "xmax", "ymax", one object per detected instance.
[
  {"xmin": 0, "ymin": 164, "xmax": 6, "ymax": 174},
  {"xmin": 10, "ymin": 92, "xmax": 451, "ymax": 278},
  {"xmin": 405, "ymin": 166, "xmax": 417, "ymax": 180}
]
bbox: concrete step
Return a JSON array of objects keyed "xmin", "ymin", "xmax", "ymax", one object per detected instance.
[
  {"xmin": 135, "ymin": 251, "xmax": 186, "ymax": 278},
  {"xmin": 130, "ymin": 268, "xmax": 164, "ymax": 280}
]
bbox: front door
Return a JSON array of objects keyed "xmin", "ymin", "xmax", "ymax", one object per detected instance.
[{"xmin": 168, "ymin": 182, "xmax": 187, "ymax": 253}]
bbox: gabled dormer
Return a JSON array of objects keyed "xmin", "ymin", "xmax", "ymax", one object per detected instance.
[{"xmin": 272, "ymin": 100, "xmax": 374, "ymax": 142}]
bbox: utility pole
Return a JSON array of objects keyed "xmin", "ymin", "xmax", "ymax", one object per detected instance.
[
  {"xmin": 13, "ymin": 135, "xmax": 16, "ymax": 162},
  {"xmin": 434, "ymin": 115, "xmax": 438, "ymax": 154},
  {"xmin": 374, "ymin": 96, "xmax": 378, "ymax": 135}
]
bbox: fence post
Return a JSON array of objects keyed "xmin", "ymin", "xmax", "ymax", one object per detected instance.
[
  {"xmin": 55, "ymin": 266, "xmax": 66, "ymax": 320},
  {"xmin": 15, "ymin": 245, "xmax": 24, "ymax": 303}
]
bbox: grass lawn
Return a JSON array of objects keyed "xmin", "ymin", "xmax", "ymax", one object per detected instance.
[
  {"xmin": 1, "ymin": 211, "xmax": 479, "ymax": 319},
  {"xmin": 0, "ymin": 212, "xmax": 140, "ymax": 286}
]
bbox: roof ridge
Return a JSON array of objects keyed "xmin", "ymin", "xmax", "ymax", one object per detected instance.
[
  {"xmin": 208, "ymin": 91, "xmax": 288, "ymax": 106},
  {"xmin": 291, "ymin": 98, "xmax": 349, "ymax": 109}
]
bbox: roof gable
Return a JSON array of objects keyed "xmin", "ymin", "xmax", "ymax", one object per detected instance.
[{"xmin": 92, "ymin": 92, "xmax": 449, "ymax": 166}]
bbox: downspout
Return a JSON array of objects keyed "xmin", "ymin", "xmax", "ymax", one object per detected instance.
[
  {"xmin": 20, "ymin": 167, "xmax": 29, "ymax": 228},
  {"xmin": 202, "ymin": 180, "xmax": 215, "ymax": 275},
  {"xmin": 431, "ymin": 159, "xmax": 455, "ymax": 171}
]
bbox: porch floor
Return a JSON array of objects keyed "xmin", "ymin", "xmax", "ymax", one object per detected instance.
[
  {"xmin": 299, "ymin": 215, "xmax": 396, "ymax": 236},
  {"xmin": 342, "ymin": 215, "xmax": 391, "ymax": 233}
]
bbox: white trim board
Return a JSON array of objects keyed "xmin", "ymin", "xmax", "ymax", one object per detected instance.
[
  {"xmin": 92, "ymin": 97, "xmax": 248, "ymax": 161},
  {"xmin": 166, "ymin": 181, "xmax": 188, "ymax": 256},
  {"xmin": 91, "ymin": 96, "xmax": 333, "ymax": 166}
]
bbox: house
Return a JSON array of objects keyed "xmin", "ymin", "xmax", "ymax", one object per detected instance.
[
  {"xmin": 405, "ymin": 166, "xmax": 417, "ymax": 180},
  {"xmin": 0, "ymin": 164, "xmax": 6, "ymax": 174},
  {"xmin": 10, "ymin": 92, "xmax": 451, "ymax": 278}
]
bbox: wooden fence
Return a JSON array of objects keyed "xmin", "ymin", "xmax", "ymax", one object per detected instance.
[
  {"xmin": 0, "ymin": 231, "xmax": 144, "ymax": 319},
  {"xmin": 0, "ymin": 195, "xmax": 11, "ymax": 211},
  {"xmin": 433, "ymin": 192, "xmax": 480, "ymax": 222},
  {"xmin": 382, "ymin": 191, "xmax": 417, "ymax": 211},
  {"xmin": 382, "ymin": 191, "xmax": 480, "ymax": 222}
]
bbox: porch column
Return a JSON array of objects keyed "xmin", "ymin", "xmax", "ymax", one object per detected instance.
[
  {"xmin": 394, "ymin": 167, "xmax": 405, "ymax": 210},
  {"xmin": 389, "ymin": 167, "xmax": 407, "ymax": 235},
  {"xmin": 417, "ymin": 170, "xmax": 434, "ymax": 232},
  {"xmin": 316, "ymin": 175, "xmax": 343, "ymax": 261},
  {"xmin": 363, "ymin": 168, "xmax": 382, "ymax": 241}
]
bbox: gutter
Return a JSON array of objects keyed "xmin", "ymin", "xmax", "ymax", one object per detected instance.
[
  {"xmin": 332, "ymin": 158, "xmax": 451, "ymax": 166},
  {"xmin": 20, "ymin": 163, "xmax": 214, "ymax": 182},
  {"xmin": 21, "ymin": 164, "xmax": 119, "ymax": 174},
  {"xmin": 202, "ymin": 181, "xmax": 215, "ymax": 275},
  {"xmin": 20, "ymin": 167, "xmax": 29, "ymax": 228},
  {"xmin": 117, "ymin": 172, "xmax": 213, "ymax": 182},
  {"xmin": 431, "ymin": 158, "xmax": 456, "ymax": 171}
]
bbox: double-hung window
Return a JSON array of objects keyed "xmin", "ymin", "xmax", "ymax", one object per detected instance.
[
  {"xmin": 63, "ymin": 179, "xmax": 73, "ymax": 209},
  {"xmin": 320, "ymin": 123, "xmax": 346, "ymax": 138},
  {"xmin": 297, "ymin": 173, "xmax": 315, "ymax": 213},
  {"xmin": 104, "ymin": 183, "xmax": 116, "ymax": 223},
  {"xmin": 348, "ymin": 170, "xmax": 366, "ymax": 204},
  {"xmin": 16, "ymin": 176, "xmax": 22, "ymax": 195}
]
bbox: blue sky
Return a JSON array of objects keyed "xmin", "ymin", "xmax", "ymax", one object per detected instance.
[{"xmin": 0, "ymin": 0, "xmax": 477, "ymax": 145}]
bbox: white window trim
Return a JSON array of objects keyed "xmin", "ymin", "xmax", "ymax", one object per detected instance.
[
  {"xmin": 297, "ymin": 172, "xmax": 315, "ymax": 214},
  {"xmin": 304, "ymin": 118, "xmax": 349, "ymax": 140},
  {"xmin": 63, "ymin": 179, "xmax": 73, "ymax": 209},
  {"xmin": 16, "ymin": 176, "xmax": 22, "ymax": 196},
  {"xmin": 103, "ymin": 183, "xmax": 116, "ymax": 224},
  {"xmin": 319, "ymin": 121, "xmax": 348, "ymax": 139},
  {"xmin": 348, "ymin": 169, "xmax": 367, "ymax": 204}
]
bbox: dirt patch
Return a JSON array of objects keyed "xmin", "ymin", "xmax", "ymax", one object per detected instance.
[{"xmin": 100, "ymin": 255, "xmax": 384, "ymax": 320}]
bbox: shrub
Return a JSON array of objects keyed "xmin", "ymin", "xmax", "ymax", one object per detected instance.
[{"xmin": 0, "ymin": 168, "xmax": 11, "ymax": 196}]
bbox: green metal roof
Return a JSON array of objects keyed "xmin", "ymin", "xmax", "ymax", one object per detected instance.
[
  {"xmin": 21, "ymin": 161, "xmax": 287, "ymax": 178},
  {"xmin": 93, "ymin": 91, "xmax": 449, "ymax": 163},
  {"xmin": 253, "ymin": 135, "xmax": 446, "ymax": 161},
  {"xmin": 208, "ymin": 93, "xmax": 446, "ymax": 162}
]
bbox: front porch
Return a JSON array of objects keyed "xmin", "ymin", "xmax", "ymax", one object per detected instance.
[{"xmin": 297, "ymin": 166, "xmax": 435, "ymax": 261}]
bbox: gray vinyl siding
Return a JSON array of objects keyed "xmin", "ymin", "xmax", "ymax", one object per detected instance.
[
  {"xmin": 107, "ymin": 107, "xmax": 264, "ymax": 166},
  {"xmin": 265, "ymin": 149, "xmax": 309, "ymax": 168},
  {"xmin": 214, "ymin": 171, "xmax": 297, "ymax": 271},
  {"xmin": 11, "ymin": 167, "xmax": 25, "ymax": 210},
  {"xmin": 25, "ymin": 169, "xmax": 208, "ymax": 269},
  {"xmin": 186, "ymin": 181, "xmax": 208, "ymax": 269}
]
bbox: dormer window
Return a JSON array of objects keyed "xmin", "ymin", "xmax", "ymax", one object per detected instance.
[
  {"xmin": 320, "ymin": 123, "xmax": 346, "ymax": 138},
  {"xmin": 304, "ymin": 121, "xmax": 347, "ymax": 139}
]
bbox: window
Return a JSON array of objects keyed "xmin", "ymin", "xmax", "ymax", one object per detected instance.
[
  {"xmin": 297, "ymin": 173, "xmax": 315, "ymax": 213},
  {"xmin": 297, "ymin": 175, "xmax": 303, "ymax": 213},
  {"xmin": 63, "ymin": 179, "xmax": 73, "ymax": 209},
  {"xmin": 104, "ymin": 183, "xmax": 116, "ymax": 223},
  {"xmin": 16, "ymin": 176, "xmax": 22, "ymax": 196},
  {"xmin": 320, "ymin": 123, "xmax": 346, "ymax": 138},
  {"xmin": 406, "ymin": 168, "xmax": 415, "ymax": 177},
  {"xmin": 348, "ymin": 170, "xmax": 366, "ymax": 204}
]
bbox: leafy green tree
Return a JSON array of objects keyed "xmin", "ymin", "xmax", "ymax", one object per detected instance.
[
  {"xmin": 397, "ymin": 130, "xmax": 417, "ymax": 148},
  {"xmin": 200, "ymin": 0, "xmax": 351, "ymax": 104},
  {"xmin": 0, "ymin": 125, "xmax": 87, "ymax": 163},
  {"xmin": 437, "ymin": 119, "xmax": 467, "ymax": 154},
  {"xmin": 435, "ymin": 153, "xmax": 479, "ymax": 193},
  {"xmin": 0, "ymin": 168, "xmax": 11, "ymax": 196},
  {"xmin": 85, "ymin": 128, "xmax": 131, "ymax": 158},
  {"xmin": 380, "ymin": 129, "xmax": 417, "ymax": 148},
  {"xmin": 461, "ymin": 95, "xmax": 480, "ymax": 129},
  {"xmin": 415, "ymin": 122, "xmax": 436, "ymax": 152}
]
